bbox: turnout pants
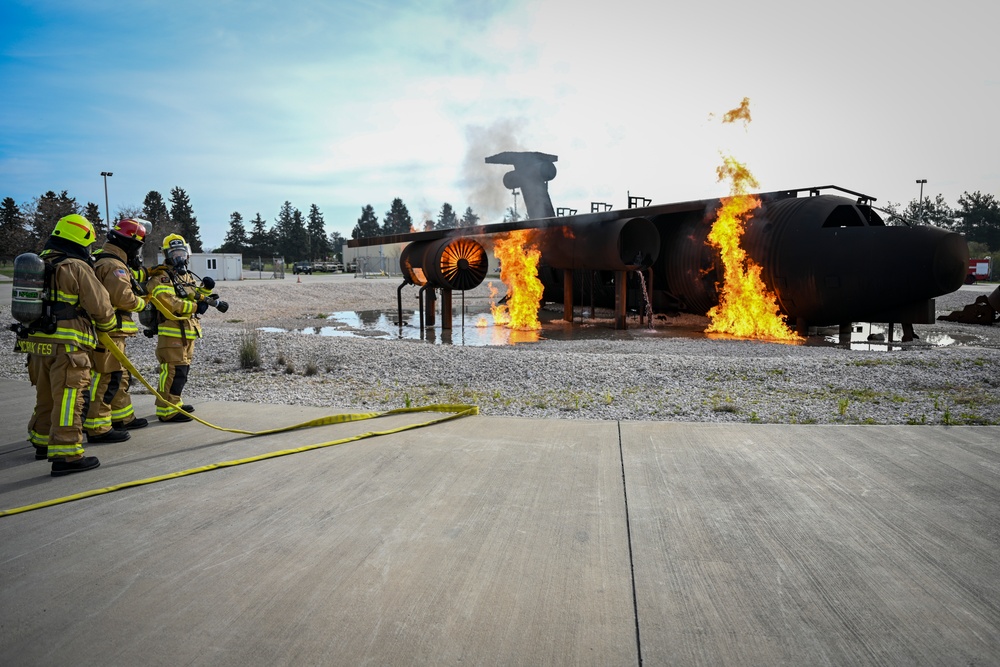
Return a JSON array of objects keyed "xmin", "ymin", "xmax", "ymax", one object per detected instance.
[
  {"xmin": 84, "ymin": 336, "xmax": 136, "ymax": 434},
  {"xmin": 27, "ymin": 349, "xmax": 92, "ymax": 459},
  {"xmin": 155, "ymin": 337, "xmax": 196, "ymax": 419}
]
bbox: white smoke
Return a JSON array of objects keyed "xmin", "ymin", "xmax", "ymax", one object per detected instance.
[{"xmin": 461, "ymin": 119, "xmax": 527, "ymax": 222}]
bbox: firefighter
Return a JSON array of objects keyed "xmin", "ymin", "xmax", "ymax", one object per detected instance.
[
  {"xmin": 22, "ymin": 214, "xmax": 117, "ymax": 475},
  {"xmin": 145, "ymin": 233, "xmax": 213, "ymax": 422},
  {"xmin": 83, "ymin": 218, "xmax": 151, "ymax": 441}
]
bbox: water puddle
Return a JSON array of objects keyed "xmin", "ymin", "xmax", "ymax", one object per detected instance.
[
  {"xmin": 259, "ymin": 308, "xmax": 691, "ymax": 346},
  {"xmin": 259, "ymin": 310, "xmax": 982, "ymax": 349},
  {"xmin": 812, "ymin": 323, "xmax": 978, "ymax": 351}
]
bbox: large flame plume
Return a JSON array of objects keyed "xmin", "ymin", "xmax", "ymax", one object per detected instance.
[
  {"xmin": 704, "ymin": 98, "xmax": 798, "ymax": 340},
  {"xmin": 705, "ymin": 156, "xmax": 798, "ymax": 340},
  {"xmin": 491, "ymin": 230, "xmax": 543, "ymax": 331}
]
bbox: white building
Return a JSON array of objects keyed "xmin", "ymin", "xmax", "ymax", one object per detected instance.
[{"xmin": 155, "ymin": 252, "xmax": 244, "ymax": 281}]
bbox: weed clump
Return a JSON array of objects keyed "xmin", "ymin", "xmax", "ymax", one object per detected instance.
[{"xmin": 238, "ymin": 328, "xmax": 262, "ymax": 369}]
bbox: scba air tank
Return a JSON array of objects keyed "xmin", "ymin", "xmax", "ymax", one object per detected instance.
[{"xmin": 11, "ymin": 253, "xmax": 46, "ymax": 325}]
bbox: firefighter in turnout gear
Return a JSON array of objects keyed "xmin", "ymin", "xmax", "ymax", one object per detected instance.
[
  {"xmin": 145, "ymin": 234, "xmax": 211, "ymax": 422},
  {"xmin": 21, "ymin": 214, "xmax": 116, "ymax": 476},
  {"xmin": 83, "ymin": 219, "xmax": 151, "ymax": 441}
]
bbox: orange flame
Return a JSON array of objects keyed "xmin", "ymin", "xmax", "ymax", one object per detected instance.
[
  {"xmin": 492, "ymin": 230, "xmax": 543, "ymax": 331},
  {"xmin": 705, "ymin": 156, "xmax": 798, "ymax": 340},
  {"xmin": 488, "ymin": 282, "xmax": 510, "ymax": 325},
  {"xmin": 722, "ymin": 96, "xmax": 752, "ymax": 127}
]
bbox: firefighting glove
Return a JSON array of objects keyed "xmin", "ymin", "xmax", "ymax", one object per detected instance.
[
  {"xmin": 196, "ymin": 300, "xmax": 209, "ymax": 315},
  {"xmin": 201, "ymin": 276, "xmax": 216, "ymax": 290}
]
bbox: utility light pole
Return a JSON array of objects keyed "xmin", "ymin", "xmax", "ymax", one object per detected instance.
[
  {"xmin": 101, "ymin": 171, "xmax": 113, "ymax": 231},
  {"xmin": 915, "ymin": 178, "xmax": 927, "ymax": 224}
]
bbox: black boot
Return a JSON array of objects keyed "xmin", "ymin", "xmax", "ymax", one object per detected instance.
[
  {"xmin": 87, "ymin": 429, "xmax": 131, "ymax": 443},
  {"xmin": 159, "ymin": 412, "xmax": 193, "ymax": 423},
  {"xmin": 113, "ymin": 417, "xmax": 149, "ymax": 430},
  {"xmin": 51, "ymin": 456, "xmax": 101, "ymax": 476}
]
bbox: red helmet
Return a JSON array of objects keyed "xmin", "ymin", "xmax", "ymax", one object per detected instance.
[{"xmin": 110, "ymin": 218, "xmax": 148, "ymax": 244}]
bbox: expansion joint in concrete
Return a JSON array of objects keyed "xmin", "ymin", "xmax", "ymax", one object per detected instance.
[{"xmin": 618, "ymin": 421, "xmax": 643, "ymax": 667}]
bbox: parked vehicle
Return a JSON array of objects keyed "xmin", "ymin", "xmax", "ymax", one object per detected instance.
[
  {"xmin": 292, "ymin": 261, "xmax": 313, "ymax": 275},
  {"xmin": 313, "ymin": 261, "xmax": 344, "ymax": 272},
  {"xmin": 967, "ymin": 258, "xmax": 992, "ymax": 284}
]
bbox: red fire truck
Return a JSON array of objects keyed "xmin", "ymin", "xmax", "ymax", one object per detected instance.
[{"xmin": 966, "ymin": 258, "xmax": 992, "ymax": 283}]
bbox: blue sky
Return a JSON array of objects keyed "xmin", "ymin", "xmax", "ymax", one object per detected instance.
[{"xmin": 2, "ymin": 0, "xmax": 997, "ymax": 249}]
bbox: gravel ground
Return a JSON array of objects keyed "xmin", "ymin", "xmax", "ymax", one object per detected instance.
[{"xmin": 2, "ymin": 273, "xmax": 999, "ymax": 425}]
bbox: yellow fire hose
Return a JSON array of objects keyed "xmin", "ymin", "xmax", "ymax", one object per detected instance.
[{"xmin": 0, "ymin": 331, "xmax": 477, "ymax": 518}]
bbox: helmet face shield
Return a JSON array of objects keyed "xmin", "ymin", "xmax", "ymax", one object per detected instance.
[
  {"xmin": 164, "ymin": 237, "xmax": 190, "ymax": 271},
  {"xmin": 108, "ymin": 218, "xmax": 147, "ymax": 261},
  {"xmin": 111, "ymin": 219, "xmax": 147, "ymax": 244}
]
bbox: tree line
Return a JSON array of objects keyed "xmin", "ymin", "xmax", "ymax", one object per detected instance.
[
  {"xmin": 0, "ymin": 187, "xmax": 204, "ymax": 265},
  {"xmin": 0, "ymin": 187, "xmax": 341, "ymax": 265},
  {"xmin": 883, "ymin": 190, "xmax": 1000, "ymax": 259},
  {"xmin": 218, "ymin": 202, "xmax": 339, "ymax": 264},
  {"xmin": 350, "ymin": 199, "xmax": 489, "ymax": 240}
]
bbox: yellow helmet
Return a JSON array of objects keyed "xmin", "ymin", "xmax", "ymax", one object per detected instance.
[
  {"xmin": 52, "ymin": 214, "xmax": 97, "ymax": 247},
  {"xmin": 162, "ymin": 233, "xmax": 186, "ymax": 252},
  {"xmin": 162, "ymin": 233, "xmax": 190, "ymax": 268}
]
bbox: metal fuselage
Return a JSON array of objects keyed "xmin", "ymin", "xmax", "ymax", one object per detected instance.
[{"xmin": 349, "ymin": 152, "xmax": 969, "ymax": 328}]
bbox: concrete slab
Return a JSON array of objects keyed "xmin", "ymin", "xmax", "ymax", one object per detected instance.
[
  {"xmin": 0, "ymin": 379, "xmax": 635, "ymax": 666},
  {"xmin": 621, "ymin": 422, "xmax": 1000, "ymax": 665},
  {"xmin": 2, "ymin": 378, "xmax": 999, "ymax": 666}
]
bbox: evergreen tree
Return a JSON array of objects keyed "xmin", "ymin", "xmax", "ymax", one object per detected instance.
[
  {"xmin": 459, "ymin": 206, "xmax": 480, "ymax": 228},
  {"xmin": 273, "ymin": 201, "xmax": 308, "ymax": 261},
  {"xmin": 169, "ymin": 186, "xmax": 203, "ymax": 252},
  {"xmin": 307, "ymin": 204, "xmax": 330, "ymax": 260},
  {"xmin": 29, "ymin": 190, "xmax": 79, "ymax": 250},
  {"xmin": 328, "ymin": 230, "xmax": 345, "ymax": 261},
  {"xmin": 290, "ymin": 208, "xmax": 309, "ymax": 261},
  {"xmin": 142, "ymin": 191, "xmax": 170, "ymax": 226},
  {"xmin": 142, "ymin": 191, "xmax": 177, "ymax": 265},
  {"xmin": 220, "ymin": 212, "xmax": 249, "ymax": 254},
  {"xmin": 383, "ymin": 198, "xmax": 413, "ymax": 235},
  {"xmin": 435, "ymin": 203, "xmax": 458, "ymax": 230},
  {"xmin": 0, "ymin": 197, "xmax": 31, "ymax": 260},
  {"xmin": 352, "ymin": 205, "xmax": 380, "ymax": 239},
  {"xmin": 248, "ymin": 213, "xmax": 271, "ymax": 258},
  {"xmin": 957, "ymin": 191, "xmax": 1000, "ymax": 249},
  {"xmin": 83, "ymin": 202, "xmax": 104, "ymax": 230}
]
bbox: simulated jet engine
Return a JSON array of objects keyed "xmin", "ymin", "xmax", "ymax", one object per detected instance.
[{"xmin": 400, "ymin": 237, "xmax": 488, "ymax": 291}]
